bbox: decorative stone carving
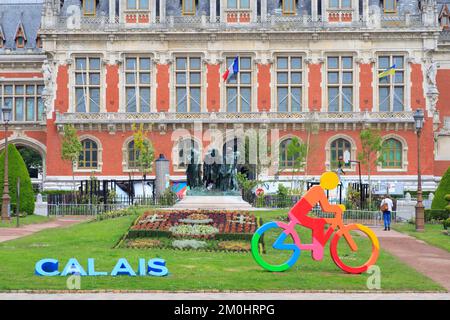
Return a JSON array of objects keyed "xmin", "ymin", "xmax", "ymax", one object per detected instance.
[
  {"xmin": 41, "ymin": 59, "xmax": 55, "ymax": 119},
  {"xmin": 424, "ymin": 58, "xmax": 440, "ymax": 113}
]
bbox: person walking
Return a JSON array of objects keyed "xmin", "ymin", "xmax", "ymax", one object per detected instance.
[{"xmin": 380, "ymin": 195, "xmax": 394, "ymax": 231}]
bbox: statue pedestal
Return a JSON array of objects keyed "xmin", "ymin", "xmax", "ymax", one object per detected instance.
[{"xmin": 173, "ymin": 196, "xmax": 253, "ymax": 210}]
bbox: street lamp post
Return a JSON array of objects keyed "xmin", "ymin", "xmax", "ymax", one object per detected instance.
[
  {"xmin": 413, "ymin": 109, "xmax": 425, "ymax": 232},
  {"xmin": 1, "ymin": 106, "xmax": 12, "ymax": 221}
]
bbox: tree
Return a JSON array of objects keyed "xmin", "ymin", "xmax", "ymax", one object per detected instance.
[
  {"xmin": 286, "ymin": 137, "xmax": 308, "ymax": 192},
  {"xmin": 18, "ymin": 147, "xmax": 42, "ymax": 178},
  {"xmin": 132, "ymin": 123, "xmax": 155, "ymax": 200},
  {"xmin": 431, "ymin": 166, "xmax": 450, "ymax": 210},
  {"xmin": 61, "ymin": 124, "xmax": 82, "ymax": 194},
  {"xmin": 0, "ymin": 144, "xmax": 35, "ymax": 215},
  {"xmin": 357, "ymin": 128, "xmax": 383, "ymax": 208}
]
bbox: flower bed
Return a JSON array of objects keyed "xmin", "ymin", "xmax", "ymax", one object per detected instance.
[{"xmin": 122, "ymin": 209, "xmax": 261, "ymax": 251}]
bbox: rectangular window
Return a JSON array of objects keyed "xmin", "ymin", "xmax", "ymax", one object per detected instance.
[
  {"xmin": 75, "ymin": 57, "xmax": 101, "ymax": 113},
  {"xmin": 83, "ymin": 0, "xmax": 96, "ymax": 16},
  {"xmin": 383, "ymin": 0, "xmax": 397, "ymax": 13},
  {"xmin": 327, "ymin": 56, "xmax": 353, "ymax": 112},
  {"xmin": 276, "ymin": 56, "xmax": 303, "ymax": 112},
  {"xmin": 378, "ymin": 55, "xmax": 404, "ymax": 111},
  {"xmin": 125, "ymin": 56, "xmax": 152, "ymax": 113},
  {"xmin": 282, "ymin": 0, "xmax": 296, "ymax": 14},
  {"xmin": 329, "ymin": 0, "xmax": 352, "ymax": 8},
  {"xmin": 0, "ymin": 83, "xmax": 44, "ymax": 122},
  {"xmin": 175, "ymin": 56, "xmax": 202, "ymax": 112},
  {"xmin": 228, "ymin": 0, "xmax": 250, "ymax": 9},
  {"xmin": 226, "ymin": 56, "xmax": 252, "ymax": 112},
  {"xmin": 183, "ymin": 0, "xmax": 196, "ymax": 15}
]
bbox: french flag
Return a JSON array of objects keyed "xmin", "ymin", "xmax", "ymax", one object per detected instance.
[{"xmin": 222, "ymin": 57, "xmax": 239, "ymax": 82}]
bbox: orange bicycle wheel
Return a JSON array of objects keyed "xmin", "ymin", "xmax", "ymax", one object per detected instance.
[{"xmin": 330, "ymin": 223, "xmax": 380, "ymax": 274}]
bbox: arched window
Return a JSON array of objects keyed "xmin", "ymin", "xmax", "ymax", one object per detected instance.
[
  {"xmin": 127, "ymin": 140, "xmax": 140, "ymax": 169},
  {"xmin": 79, "ymin": 139, "xmax": 98, "ymax": 169},
  {"xmin": 381, "ymin": 138, "xmax": 402, "ymax": 168},
  {"xmin": 279, "ymin": 138, "xmax": 295, "ymax": 168},
  {"xmin": 330, "ymin": 138, "xmax": 351, "ymax": 169}
]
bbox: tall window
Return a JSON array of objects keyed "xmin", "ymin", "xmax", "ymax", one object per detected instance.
[
  {"xmin": 175, "ymin": 57, "xmax": 201, "ymax": 112},
  {"xmin": 327, "ymin": 56, "xmax": 353, "ymax": 112},
  {"xmin": 127, "ymin": 140, "xmax": 140, "ymax": 169},
  {"xmin": 279, "ymin": 138, "xmax": 297, "ymax": 168},
  {"xmin": 381, "ymin": 138, "xmax": 402, "ymax": 168},
  {"xmin": 226, "ymin": 57, "xmax": 252, "ymax": 112},
  {"xmin": 276, "ymin": 56, "xmax": 302, "ymax": 112},
  {"xmin": 183, "ymin": 0, "xmax": 196, "ymax": 15},
  {"xmin": 125, "ymin": 57, "xmax": 151, "ymax": 112},
  {"xmin": 282, "ymin": 0, "xmax": 296, "ymax": 14},
  {"xmin": 0, "ymin": 84, "xmax": 44, "ymax": 122},
  {"xmin": 75, "ymin": 57, "xmax": 101, "ymax": 113},
  {"xmin": 228, "ymin": 0, "xmax": 250, "ymax": 9},
  {"xmin": 383, "ymin": 0, "xmax": 397, "ymax": 13},
  {"xmin": 127, "ymin": 0, "xmax": 149, "ymax": 10},
  {"xmin": 378, "ymin": 55, "xmax": 404, "ymax": 111},
  {"xmin": 329, "ymin": 0, "xmax": 352, "ymax": 9},
  {"xmin": 83, "ymin": 0, "xmax": 96, "ymax": 16},
  {"xmin": 330, "ymin": 138, "xmax": 351, "ymax": 169},
  {"xmin": 79, "ymin": 139, "xmax": 98, "ymax": 169}
]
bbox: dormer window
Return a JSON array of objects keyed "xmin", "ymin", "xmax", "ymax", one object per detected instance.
[
  {"xmin": 282, "ymin": 0, "xmax": 296, "ymax": 15},
  {"xmin": 83, "ymin": 0, "xmax": 96, "ymax": 16},
  {"xmin": 383, "ymin": 0, "xmax": 397, "ymax": 13},
  {"xmin": 15, "ymin": 23, "xmax": 27, "ymax": 49},
  {"xmin": 127, "ymin": 0, "xmax": 149, "ymax": 10},
  {"xmin": 329, "ymin": 0, "xmax": 352, "ymax": 9},
  {"xmin": 183, "ymin": 0, "xmax": 196, "ymax": 15}
]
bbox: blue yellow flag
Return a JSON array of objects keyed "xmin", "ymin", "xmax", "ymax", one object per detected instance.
[{"xmin": 378, "ymin": 64, "xmax": 396, "ymax": 79}]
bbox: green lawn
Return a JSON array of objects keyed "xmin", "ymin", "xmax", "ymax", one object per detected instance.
[
  {"xmin": 0, "ymin": 215, "xmax": 53, "ymax": 228},
  {"xmin": 392, "ymin": 223, "xmax": 450, "ymax": 253},
  {"xmin": 0, "ymin": 209, "xmax": 444, "ymax": 291}
]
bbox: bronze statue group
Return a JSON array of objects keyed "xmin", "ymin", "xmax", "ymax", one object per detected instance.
[{"xmin": 185, "ymin": 147, "xmax": 240, "ymax": 192}]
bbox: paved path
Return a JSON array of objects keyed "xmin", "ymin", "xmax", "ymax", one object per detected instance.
[
  {"xmin": 0, "ymin": 216, "xmax": 91, "ymax": 243},
  {"xmin": 0, "ymin": 292, "xmax": 448, "ymax": 300},
  {"xmin": 373, "ymin": 227, "xmax": 450, "ymax": 291}
]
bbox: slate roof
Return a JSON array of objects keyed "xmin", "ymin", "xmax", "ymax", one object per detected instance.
[{"xmin": 0, "ymin": 1, "xmax": 43, "ymax": 51}]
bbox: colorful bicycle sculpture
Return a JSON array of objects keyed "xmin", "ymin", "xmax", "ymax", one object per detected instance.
[{"xmin": 251, "ymin": 172, "xmax": 380, "ymax": 274}]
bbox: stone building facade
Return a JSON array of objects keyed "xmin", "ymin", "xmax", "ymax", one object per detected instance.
[{"xmin": 0, "ymin": 0, "xmax": 449, "ymax": 193}]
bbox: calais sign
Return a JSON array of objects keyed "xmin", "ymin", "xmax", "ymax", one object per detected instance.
[{"xmin": 35, "ymin": 258, "xmax": 169, "ymax": 277}]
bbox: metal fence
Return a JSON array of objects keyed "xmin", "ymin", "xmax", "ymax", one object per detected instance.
[{"xmin": 313, "ymin": 208, "xmax": 396, "ymax": 226}]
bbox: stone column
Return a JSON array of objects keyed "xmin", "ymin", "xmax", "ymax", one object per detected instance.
[
  {"xmin": 362, "ymin": 0, "xmax": 369, "ymax": 24},
  {"xmin": 160, "ymin": 0, "xmax": 166, "ymax": 23},
  {"xmin": 210, "ymin": 0, "xmax": 217, "ymax": 22},
  {"xmin": 251, "ymin": 0, "xmax": 257, "ymax": 22},
  {"xmin": 155, "ymin": 154, "xmax": 170, "ymax": 198},
  {"xmin": 109, "ymin": 0, "xmax": 116, "ymax": 23},
  {"xmin": 311, "ymin": 0, "xmax": 318, "ymax": 21},
  {"xmin": 354, "ymin": 0, "xmax": 360, "ymax": 22},
  {"xmin": 220, "ymin": 0, "xmax": 225, "ymax": 23},
  {"xmin": 261, "ymin": 0, "xmax": 267, "ymax": 23}
]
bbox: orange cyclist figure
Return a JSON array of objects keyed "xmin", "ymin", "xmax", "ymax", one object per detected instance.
[
  {"xmin": 288, "ymin": 172, "xmax": 344, "ymax": 260},
  {"xmin": 251, "ymin": 171, "xmax": 380, "ymax": 274}
]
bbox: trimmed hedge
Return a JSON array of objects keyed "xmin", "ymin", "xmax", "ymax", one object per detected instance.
[
  {"xmin": 0, "ymin": 144, "xmax": 34, "ymax": 215},
  {"xmin": 432, "ymin": 166, "xmax": 450, "ymax": 210},
  {"xmin": 425, "ymin": 209, "xmax": 449, "ymax": 222}
]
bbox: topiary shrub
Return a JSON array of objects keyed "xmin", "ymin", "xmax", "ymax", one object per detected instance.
[
  {"xmin": 0, "ymin": 144, "xmax": 35, "ymax": 215},
  {"xmin": 432, "ymin": 166, "xmax": 450, "ymax": 210}
]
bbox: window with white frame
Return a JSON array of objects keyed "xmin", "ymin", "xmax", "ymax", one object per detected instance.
[
  {"xmin": 175, "ymin": 57, "xmax": 202, "ymax": 113},
  {"xmin": 78, "ymin": 139, "xmax": 98, "ymax": 169},
  {"xmin": 378, "ymin": 55, "xmax": 404, "ymax": 112},
  {"xmin": 329, "ymin": 0, "xmax": 352, "ymax": 9},
  {"xmin": 276, "ymin": 56, "xmax": 303, "ymax": 112},
  {"xmin": 125, "ymin": 57, "xmax": 151, "ymax": 113},
  {"xmin": 383, "ymin": 0, "xmax": 397, "ymax": 13},
  {"xmin": 227, "ymin": 0, "xmax": 250, "ymax": 9},
  {"xmin": 75, "ymin": 57, "xmax": 101, "ymax": 113},
  {"xmin": 282, "ymin": 0, "xmax": 296, "ymax": 14},
  {"xmin": 127, "ymin": 0, "xmax": 149, "ymax": 10},
  {"xmin": 226, "ymin": 56, "xmax": 252, "ymax": 112},
  {"xmin": 0, "ymin": 84, "xmax": 45, "ymax": 122},
  {"xmin": 182, "ymin": 0, "xmax": 196, "ymax": 15},
  {"xmin": 327, "ymin": 56, "xmax": 353, "ymax": 112},
  {"xmin": 83, "ymin": 0, "xmax": 96, "ymax": 16}
]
